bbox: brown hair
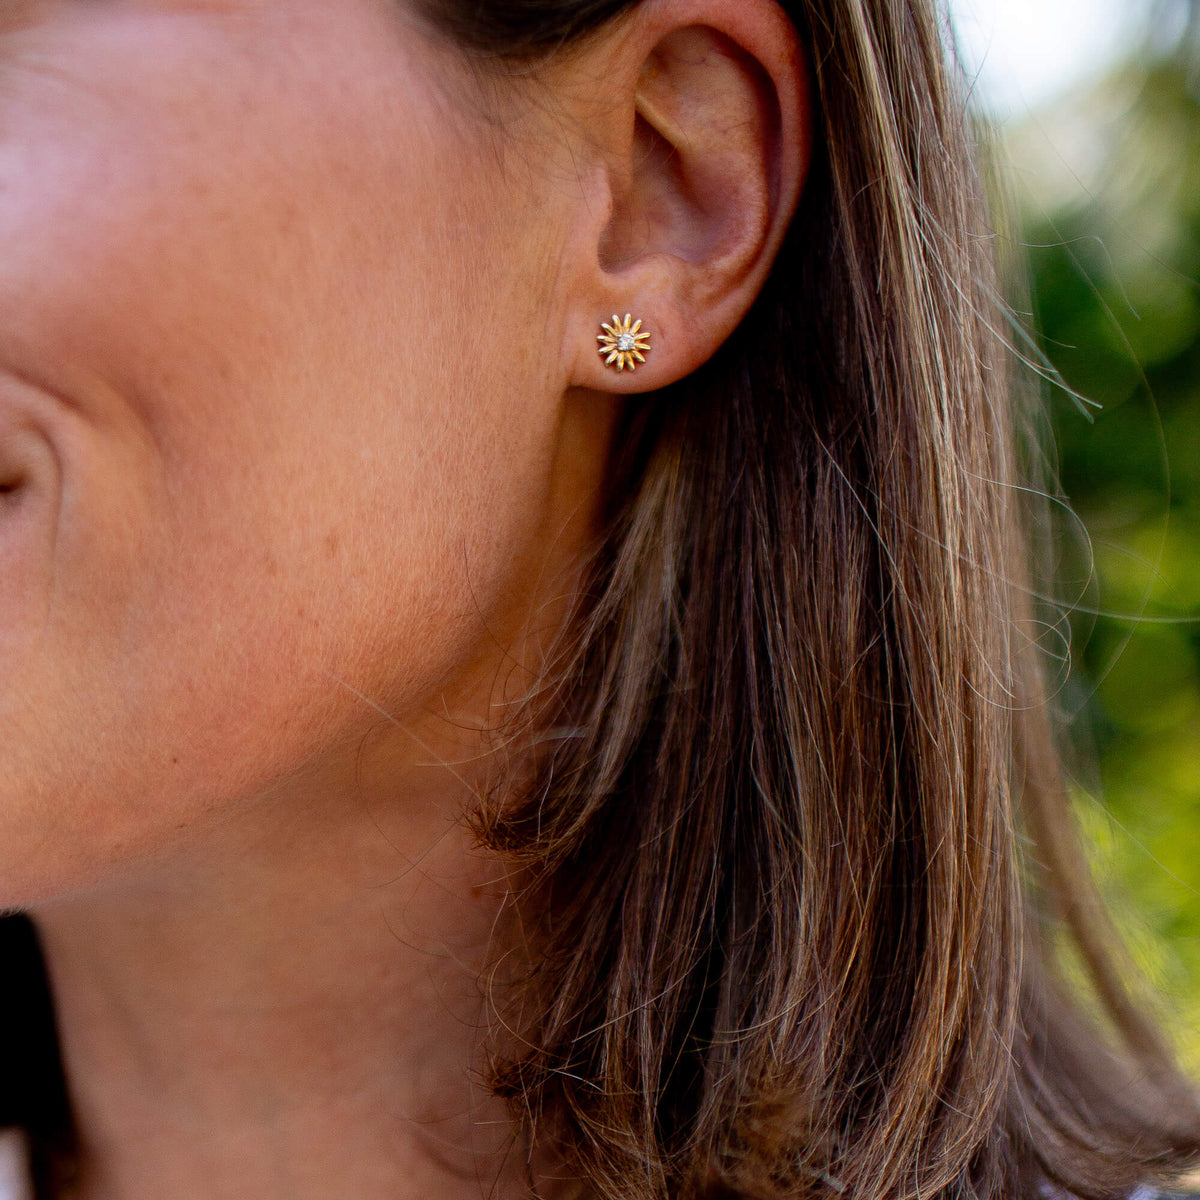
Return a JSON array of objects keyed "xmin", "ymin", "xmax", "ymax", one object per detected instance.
[
  {"xmin": 416, "ymin": 0, "xmax": 1200, "ymax": 1198},
  {"xmin": 4, "ymin": 1, "xmax": 1198, "ymax": 1197}
]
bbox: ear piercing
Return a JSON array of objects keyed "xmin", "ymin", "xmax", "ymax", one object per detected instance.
[{"xmin": 598, "ymin": 314, "xmax": 651, "ymax": 372}]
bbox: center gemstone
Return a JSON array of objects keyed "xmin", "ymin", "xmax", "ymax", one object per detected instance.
[{"xmin": 617, "ymin": 333, "xmax": 636, "ymax": 351}]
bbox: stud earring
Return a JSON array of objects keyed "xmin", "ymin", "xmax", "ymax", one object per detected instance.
[{"xmin": 598, "ymin": 314, "xmax": 651, "ymax": 372}]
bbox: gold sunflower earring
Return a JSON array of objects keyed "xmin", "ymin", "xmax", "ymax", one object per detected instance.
[{"xmin": 598, "ymin": 314, "xmax": 651, "ymax": 372}]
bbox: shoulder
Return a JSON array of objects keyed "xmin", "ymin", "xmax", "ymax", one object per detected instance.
[{"xmin": 0, "ymin": 1131, "xmax": 32, "ymax": 1200}]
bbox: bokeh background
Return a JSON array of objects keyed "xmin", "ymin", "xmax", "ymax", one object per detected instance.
[{"xmin": 948, "ymin": 0, "xmax": 1200, "ymax": 1063}]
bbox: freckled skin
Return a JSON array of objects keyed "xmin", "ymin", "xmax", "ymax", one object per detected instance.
[
  {"xmin": 0, "ymin": 2, "xmax": 809, "ymax": 1195},
  {"xmin": 0, "ymin": 0, "xmax": 597, "ymax": 902}
]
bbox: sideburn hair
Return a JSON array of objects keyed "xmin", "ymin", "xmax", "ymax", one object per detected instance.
[{"xmin": 419, "ymin": 0, "xmax": 1200, "ymax": 1197}]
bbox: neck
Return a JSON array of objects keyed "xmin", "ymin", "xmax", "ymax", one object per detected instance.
[{"xmin": 31, "ymin": 722, "xmax": 538, "ymax": 1200}]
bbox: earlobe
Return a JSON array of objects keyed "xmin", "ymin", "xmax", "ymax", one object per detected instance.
[{"xmin": 562, "ymin": 0, "xmax": 809, "ymax": 394}]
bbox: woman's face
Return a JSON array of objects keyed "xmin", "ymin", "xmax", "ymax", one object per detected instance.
[{"xmin": 0, "ymin": 0, "xmax": 592, "ymax": 900}]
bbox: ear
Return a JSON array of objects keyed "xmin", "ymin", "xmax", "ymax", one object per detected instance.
[{"xmin": 558, "ymin": 0, "xmax": 810, "ymax": 392}]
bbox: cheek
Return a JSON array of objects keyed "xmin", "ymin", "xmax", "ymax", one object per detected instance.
[{"xmin": 0, "ymin": 9, "xmax": 564, "ymax": 899}]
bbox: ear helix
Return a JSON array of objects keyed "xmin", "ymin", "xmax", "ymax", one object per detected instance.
[{"xmin": 597, "ymin": 314, "xmax": 651, "ymax": 372}]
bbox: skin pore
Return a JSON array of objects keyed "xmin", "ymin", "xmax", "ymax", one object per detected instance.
[{"xmin": 0, "ymin": 0, "xmax": 805, "ymax": 1194}]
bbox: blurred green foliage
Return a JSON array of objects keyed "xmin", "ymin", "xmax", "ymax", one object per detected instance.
[{"xmin": 1012, "ymin": 15, "xmax": 1200, "ymax": 1062}]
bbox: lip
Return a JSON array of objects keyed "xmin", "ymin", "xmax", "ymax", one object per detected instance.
[
  {"xmin": 0, "ymin": 397, "xmax": 61, "ymax": 640},
  {"xmin": 0, "ymin": 417, "xmax": 54, "ymax": 500},
  {"xmin": 0, "ymin": 362, "xmax": 67, "ymax": 487},
  {"xmin": 0, "ymin": 428, "xmax": 37, "ymax": 493}
]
